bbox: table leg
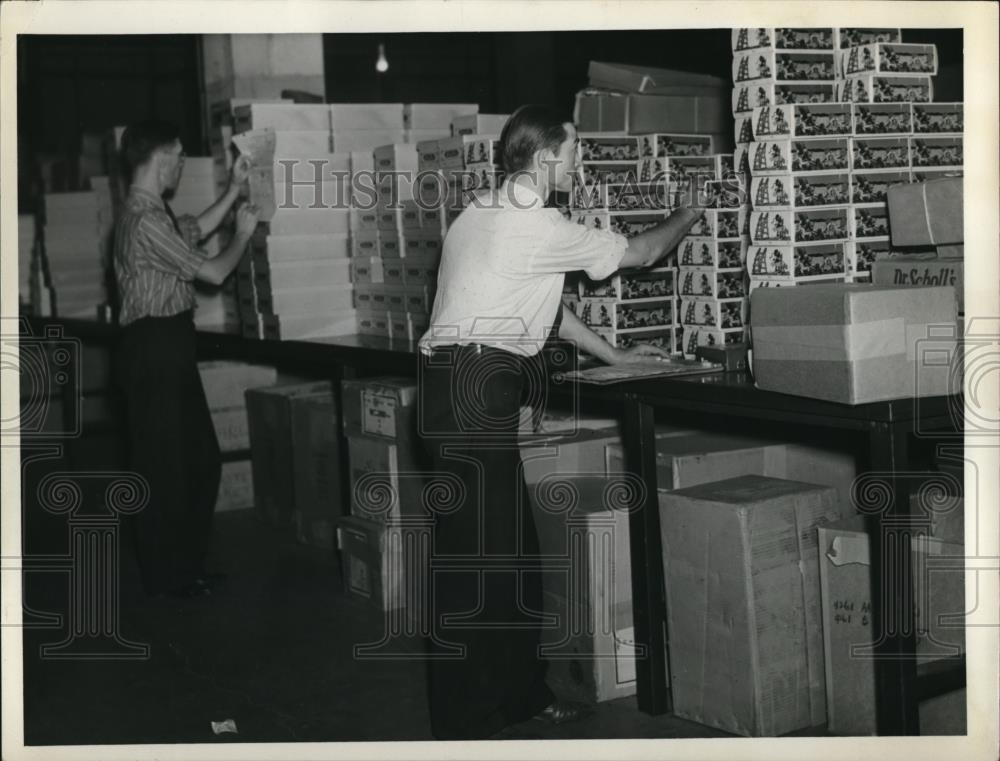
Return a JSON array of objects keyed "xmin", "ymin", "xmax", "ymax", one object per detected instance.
[
  {"xmin": 867, "ymin": 421, "xmax": 920, "ymax": 735},
  {"xmin": 622, "ymin": 393, "xmax": 671, "ymax": 715}
]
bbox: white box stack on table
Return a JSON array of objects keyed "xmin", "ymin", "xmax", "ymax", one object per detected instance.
[
  {"xmin": 577, "ymin": 269, "xmax": 680, "ymax": 354},
  {"xmin": 329, "ymin": 103, "xmax": 407, "ymax": 153},
  {"xmin": 404, "ymin": 102, "xmax": 477, "ymax": 145},
  {"xmin": 42, "ymin": 191, "xmax": 107, "ymax": 319},
  {"xmin": 831, "ymin": 32, "xmax": 961, "ymax": 281},
  {"xmin": 228, "ymin": 104, "xmax": 358, "ymax": 341}
]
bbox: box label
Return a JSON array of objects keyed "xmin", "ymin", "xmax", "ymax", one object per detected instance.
[{"xmin": 362, "ymin": 389, "xmax": 399, "ymax": 438}]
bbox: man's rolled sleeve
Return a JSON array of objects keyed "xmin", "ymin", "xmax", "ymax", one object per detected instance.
[
  {"xmin": 139, "ymin": 213, "xmax": 206, "ymax": 282},
  {"xmin": 532, "ymin": 212, "xmax": 627, "ymax": 281}
]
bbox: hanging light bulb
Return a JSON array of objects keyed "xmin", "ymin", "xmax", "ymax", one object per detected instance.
[{"xmin": 375, "ymin": 43, "xmax": 389, "ymax": 73}]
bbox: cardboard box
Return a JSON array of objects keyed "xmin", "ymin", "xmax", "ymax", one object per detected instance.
[
  {"xmin": 578, "ymin": 298, "xmax": 675, "ymax": 330},
  {"xmin": 731, "ymin": 28, "xmax": 775, "ymax": 51},
  {"xmin": 681, "ymin": 326, "xmax": 746, "ymax": 355},
  {"xmin": 774, "ymin": 28, "xmax": 836, "ymax": 49},
  {"xmin": 850, "ymin": 170, "xmax": 911, "ymax": 204},
  {"xmin": 248, "ymin": 283, "xmax": 354, "ymax": 317},
  {"xmin": 255, "ymin": 259, "xmax": 351, "ymax": 291},
  {"xmin": 216, "ymin": 459, "xmax": 255, "ymax": 512},
  {"xmin": 259, "ymin": 310, "xmax": 357, "ymax": 341},
  {"xmin": 680, "ymin": 297, "xmax": 748, "ymax": 329},
  {"xmin": 253, "ymin": 233, "xmax": 352, "ymax": 261},
  {"xmin": 401, "ymin": 254, "xmax": 439, "ymax": 286},
  {"xmin": 843, "ymin": 42, "xmax": 938, "ymax": 77},
  {"xmin": 347, "ymin": 433, "xmax": 429, "ymax": 523},
  {"xmin": 519, "ymin": 427, "xmax": 622, "ymax": 486},
  {"xmin": 464, "ymin": 136, "xmax": 502, "ymax": 166},
  {"xmin": 401, "ymin": 230, "xmax": 444, "ymax": 259},
  {"xmin": 572, "ymin": 209, "xmax": 667, "ymax": 237},
  {"xmin": 210, "ymin": 407, "xmax": 251, "ymax": 452},
  {"xmin": 848, "ymin": 203, "xmax": 890, "ymax": 241},
  {"xmin": 380, "ymin": 259, "xmax": 405, "ymax": 285},
  {"xmin": 350, "ymin": 229, "xmax": 380, "ymax": 258},
  {"xmin": 911, "ymin": 103, "xmax": 963, "ymax": 135},
  {"xmin": 578, "ymin": 133, "xmax": 640, "ymax": 161},
  {"xmin": 330, "ymin": 129, "xmax": 408, "ymax": 154},
  {"xmin": 871, "ymin": 258, "xmax": 964, "ymax": 312},
  {"xmin": 574, "ymin": 91, "xmax": 728, "ymax": 134},
  {"xmin": 818, "ymin": 517, "xmax": 966, "ymax": 735},
  {"xmin": 350, "ymin": 255, "xmax": 384, "ymax": 285},
  {"xmin": 678, "ymin": 267, "xmax": 746, "ymax": 299},
  {"xmin": 588, "ymin": 60, "xmax": 729, "ymax": 94},
  {"xmin": 733, "ymin": 49, "xmax": 776, "ymax": 83},
  {"xmin": 265, "ymin": 208, "xmax": 351, "ymax": 236},
  {"xmin": 451, "ymin": 113, "xmax": 510, "ymax": 136},
  {"xmin": 233, "ymin": 103, "xmax": 331, "ymax": 132},
  {"xmin": 678, "ymin": 237, "xmax": 747, "ymax": 269},
  {"xmin": 751, "ymin": 173, "xmax": 851, "ymax": 210},
  {"xmin": 341, "ymin": 376, "xmax": 417, "ymax": 441},
  {"xmin": 593, "ymin": 326, "xmax": 681, "ymax": 353},
  {"xmin": 660, "ymin": 475, "xmax": 839, "ymax": 736},
  {"xmin": 750, "ymin": 283, "xmax": 959, "ymax": 404},
  {"xmin": 636, "ymin": 133, "xmax": 713, "ymax": 159},
  {"xmin": 835, "ymin": 28, "xmax": 902, "ymax": 49},
  {"xmin": 775, "ymin": 50, "xmax": 837, "ymax": 81},
  {"xmin": 750, "ymin": 208, "xmax": 850, "ymax": 245},
  {"xmin": 373, "ymin": 143, "xmax": 418, "ymax": 174},
  {"xmin": 246, "ymin": 381, "xmax": 335, "ymax": 527},
  {"xmin": 403, "ymin": 103, "xmax": 477, "ymax": 130},
  {"xmin": 838, "ymin": 75, "xmax": 933, "ymax": 104},
  {"xmin": 578, "ymin": 267, "xmax": 675, "ymax": 300},
  {"xmin": 852, "ymin": 136, "xmax": 911, "ymax": 171},
  {"xmin": 749, "ymin": 138, "xmax": 850, "ymax": 175},
  {"xmin": 909, "ymin": 136, "xmax": 963, "ymax": 170},
  {"xmin": 852, "ymin": 103, "xmax": 913, "ymax": 135},
  {"xmin": 198, "ymin": 361, "xmax": 278, "ymax": 410},
  {"xmin": 751, "ymin": 103, "xmax": 853, "ymax": 140},
  {"xmin": 290, "ymin": 395, "xmax": 343, "ymax": 549},
  {"xmin": 328, "ymin": 103, "xmax": 404, "ymax": 131},
  {"xmin": 747, "ymin": 243, "xmax": 847, "ymax": 282},
  {"xmin": 337, "ymin": 515, "xmax": 427, "ymax": 615}
]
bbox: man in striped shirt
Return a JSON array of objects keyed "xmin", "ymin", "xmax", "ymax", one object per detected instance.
[{"xmin": 114, "ymin": 120, "xmax": 259, "ymax": 598}]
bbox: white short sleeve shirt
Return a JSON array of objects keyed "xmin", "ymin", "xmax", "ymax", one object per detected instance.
[{"xmin": 418, "ymin": 182, "xmax": 627, "ymax": 357}]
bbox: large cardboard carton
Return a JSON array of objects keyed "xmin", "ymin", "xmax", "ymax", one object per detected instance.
[
  {"xmin": 198, "ymin": 361, "xmax": 277, "ymax": 410},
  {"xmin": 886, "ymin": 177, "xmax": 963, "ymax": 248},
  {"xmin": 750, "ymin": 284, "xmax": 959, "ymax": 404},
  {"xmin": 587, "ymin": 61, "xmax": 729, "ymax": 94},
  {"xmin": 817, "ymin": 517, "xmax": 966, "ymax": 735},
  {"xmin": 519, "ymin": 426, "xmax": 622, "ymax": 486},
  {"xmin": 660, "ymin": 475, "xmax": 840, "ymax": 736},
  {"xmin": 347, "ymin": 433, "xmax": 429, "ymax": 523},
  {"xmin": 245, "ymin": 381, "xmax": 335, "ymax": 527},
  {"xmin": 340, "ymin": 376, "xmax": 418, "ymax": 441},
  {"xmin": 290, "ymin": 395, "xmax": 343, "ymax": 550},
  {"xmin": 871, "ymin": 258, "xmax": 964, "ymax": 312}
]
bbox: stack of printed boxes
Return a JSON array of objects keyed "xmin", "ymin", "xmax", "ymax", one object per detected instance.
[
  {"xmin": 732, "ymin": 28, "xmax": 853, "ymax": 293},
  {"xmin": 234, "ymin": 103, "xmax": 356, "ymax": 341},
  {"xmin": 733, "ymin": 28, "xmax": 962, "ymax": 291},
  {"xmin": 834, "ymin": 33, "xmax": 963, "ymax": 280},
  {"xmin": 570, "ymin": 133, "xmax": 677, "ymax": 353}
]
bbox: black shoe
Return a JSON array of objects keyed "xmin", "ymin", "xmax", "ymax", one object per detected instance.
[{"xmin": 531, "ymin": 701, "xmax": 593, "ymax": 725}]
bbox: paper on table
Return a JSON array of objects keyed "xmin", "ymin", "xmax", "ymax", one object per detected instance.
[{"xmin": 558, "ymin": 358, "xmax": 722, "ymax": 385}]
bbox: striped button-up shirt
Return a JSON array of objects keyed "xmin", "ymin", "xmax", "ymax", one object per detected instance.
[{"xmin": 114, "ymin": 186, "xmax": 206, "ymax": 326}]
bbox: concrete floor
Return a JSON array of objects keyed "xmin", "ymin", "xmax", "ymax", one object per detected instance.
[{"xmin": 18, "ymin": 437, "xmax": 835, "ymax": 748}]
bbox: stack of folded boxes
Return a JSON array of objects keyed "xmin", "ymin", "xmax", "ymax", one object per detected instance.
[
  {"xmin": 209, "ymin": 98, "xmax": 291, "ymax": 180},
  {"xmin": 41, "ymin": 191, "xmax": 108, "ymax": 319},
  {"xmin": 570, "ymin": 133, "xmax": 677, "ymax": 353},
  {"xmin": 833, "ymin": 34, "xmax": 962, "ymax": 283},
  {"xmin": 731, "ymin": 28, "xmax": 853, "ymax": 295},
  {"xmin": 338, "ymin": 377, "xmax": 429, "ymax": 629},
  {"xmin": 234, "ymin": 103, "xmax": 356, "ymax": 341}
]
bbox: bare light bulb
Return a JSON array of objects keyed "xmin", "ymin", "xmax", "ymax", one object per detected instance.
[{"xmin": 375, "ymin": 44, "xmax": 389, "ymax": 73}]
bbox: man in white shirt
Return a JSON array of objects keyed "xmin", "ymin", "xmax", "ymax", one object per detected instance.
[{"xmin": 416, "ymin": 105, "xmax": 705, "ymax": 740}]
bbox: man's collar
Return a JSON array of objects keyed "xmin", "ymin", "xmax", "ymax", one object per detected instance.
[
  {"xmin": 503, "ymin": 179, "xmax": 547, "ymax": 209},
  {"xmin": 128, "ymin": 185, "xmax": 165, "ymax": 209}
]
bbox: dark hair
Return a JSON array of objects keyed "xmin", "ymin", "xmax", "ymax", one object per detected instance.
[
  {"xmin": 120, "ymin": 120, "xmax": 180, "ymax": 176},
  {"xmin": 499, "ymin": 105, "xmax": 570, "ymax": 175}
]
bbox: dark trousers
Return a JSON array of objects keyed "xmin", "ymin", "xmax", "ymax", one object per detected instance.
[
  {"xmin": 417, "ymin": 344, "xmax": 554, "ymax": 740},
  {"xmin": 116, "ymin": 311, "xmax": 221, "ymax": 594}
]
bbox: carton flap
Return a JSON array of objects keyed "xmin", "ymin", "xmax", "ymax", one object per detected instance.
[{"xmin": 828, "ymin": 534, "xmax": 870, "ymax": 567}]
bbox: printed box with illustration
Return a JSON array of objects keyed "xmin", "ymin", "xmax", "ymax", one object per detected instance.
[{"xmin": 748, "ymin": 242, "xmax": 848, "ymax": 281}]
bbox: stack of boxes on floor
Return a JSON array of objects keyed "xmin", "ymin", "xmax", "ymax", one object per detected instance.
[
  {"xmin": 199, "ymin": 361, "xmax": 277, "ymax": 512},
  {"xmin": 732, "ymin": 28, "xmax": 854, "ymax": 291},
  {"xmin": 38, "ymin": 190, "xmax": 110, "ymax": 319},
  {"xmin": 234, "ymin": 103, "xmax": 355, "ymax": 341},
  {"xmin": 337, "ymin": 377, "xmax": 429, "ymax": 629}
]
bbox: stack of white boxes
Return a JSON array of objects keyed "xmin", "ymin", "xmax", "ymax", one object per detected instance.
[
  {"xmin": 169, "ymin": 157, "xmax": 241, "ymax": 333},
  {"xmin": 233, "ymin": 103, "xmax": 355, "ymax": 340},
  {"xmin": 731, "ymin": 28, "xmax": 853, "ymax": 294},
  {"xmin": 834, "ymin": 34, "xmax": 962, "ymax": 280},
  {"xmin": 570, "ymin": 133, "xmax": 677, "ymax": 352},
  {"xmin": 41, "ymin": 191, "xmax": 108, "ymax": 319}
]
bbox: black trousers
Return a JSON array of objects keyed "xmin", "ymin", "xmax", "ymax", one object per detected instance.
[
  {"xmin": 417, "ymin": 344, "xmax": 554, "ymax": 740},
  {"xmin": 115, "ymin": 311, "xmax": 221, "ymax": 594}
]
